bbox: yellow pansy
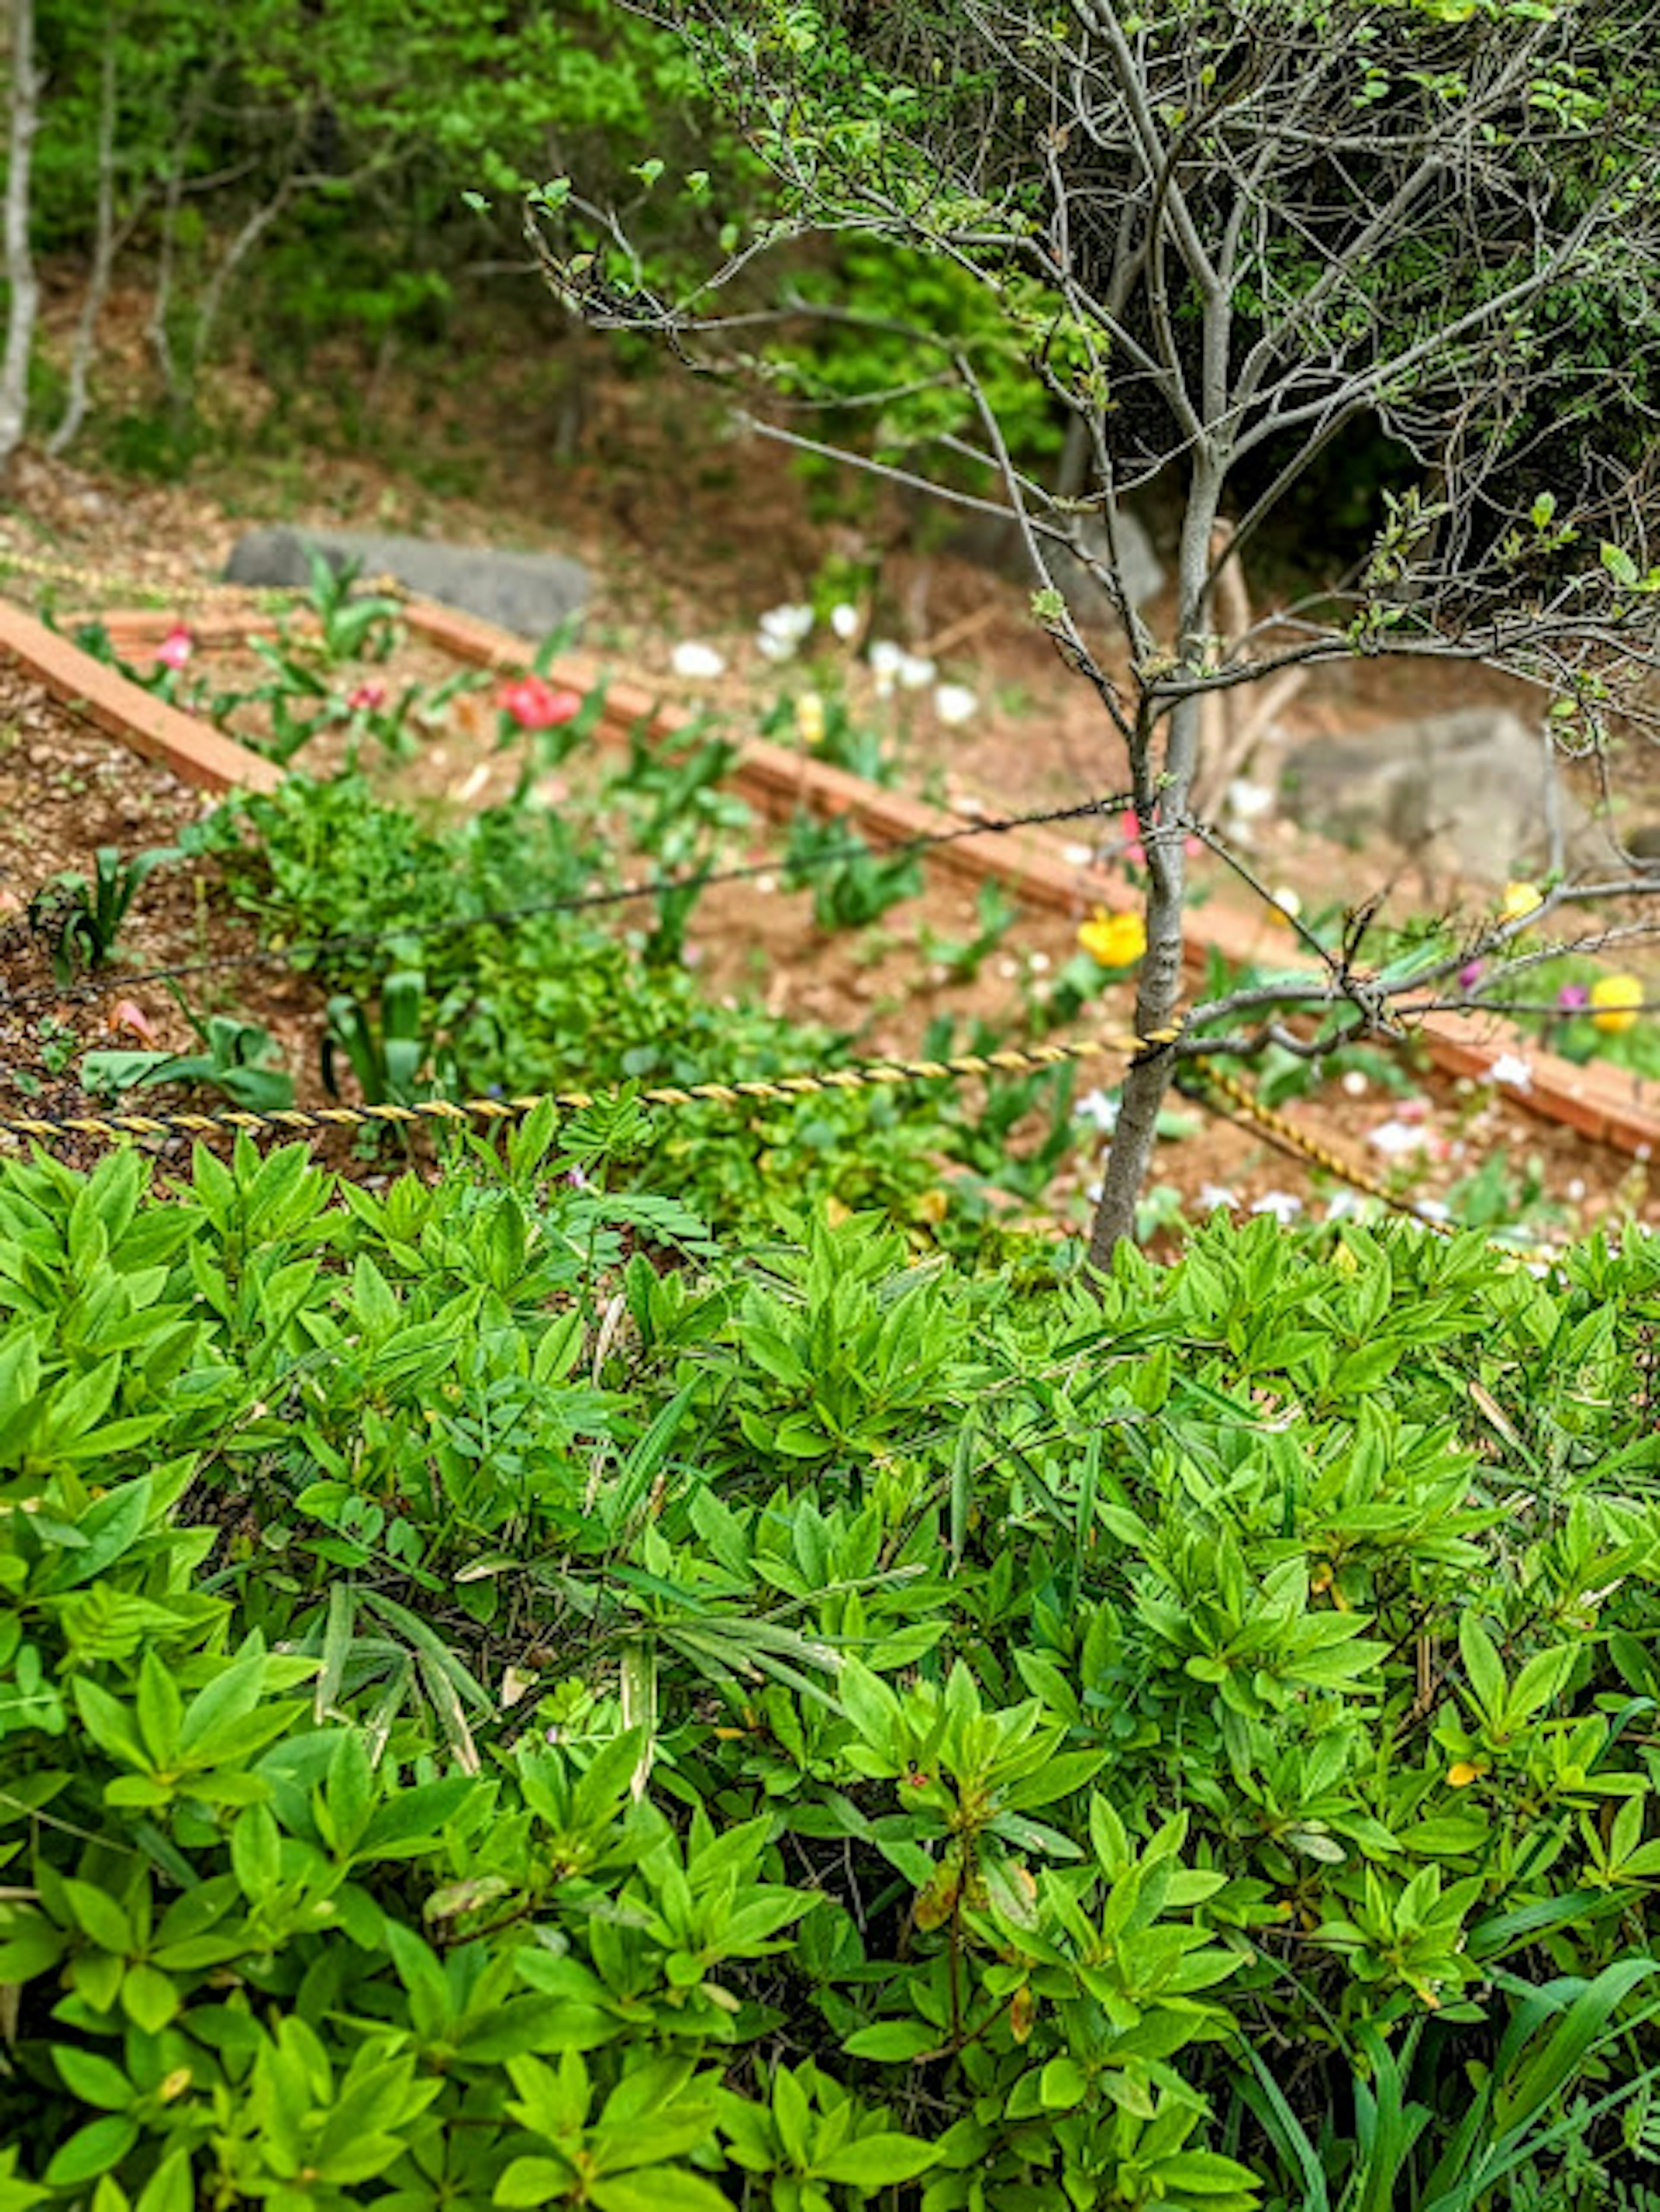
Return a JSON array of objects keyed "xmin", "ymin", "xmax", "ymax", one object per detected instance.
[
  {"xmin": 1499, "ymin": 880, "xmax": 1544, "ymax": 926},
  {"xmin": 1590, "ymin": 973, "xmax": 1644, "ymax": 1034},
  {"xmin": 1078, "ymin": 907, "xmax": 1148, "ymax": 969}
]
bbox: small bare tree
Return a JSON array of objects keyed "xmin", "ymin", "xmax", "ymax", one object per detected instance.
[{"xmin": 546, "ymin": 0, "xmax": 1660, "ymax": 1262}]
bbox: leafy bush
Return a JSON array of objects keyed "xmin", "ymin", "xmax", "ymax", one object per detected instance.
[
  {"xmin": 182, "ymin": 772, "xmax": 1075, "ymax": 1248},
  {"xmin": 785, "ymin": 812, "xmax": 925, "ymax": 932},
  {"xmin": 80, "ymin": 1012, "xmax": 295, "ymax": 1115},
  {"xmin": 4, "ymin": 1125, "xmax": 1660, "ymax": 2206}
]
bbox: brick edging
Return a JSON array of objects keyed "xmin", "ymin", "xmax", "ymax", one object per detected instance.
[
  {"xmin": 0, "ymin": 600, "xmax": 281, "ymax": 794},
  {"xmin": 91, "ymin": 595, "xmax": 1660, "ymax": 1161}
]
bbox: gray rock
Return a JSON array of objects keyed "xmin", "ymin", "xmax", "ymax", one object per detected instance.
[
  {"xmin": 1280, "ymin": 706, "xmax": 1596, "ymax": 887},
  {"xmin": 225, "ymin": 527, "xmax": 589, "ymax": 642},
  {"xmin": 944, "ymin": 504, "xmax": 1165, "ymax": 630}
]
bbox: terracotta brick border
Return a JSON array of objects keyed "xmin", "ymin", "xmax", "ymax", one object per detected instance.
[
  {"xmin": 80, "ymin": 594, "xmax": 1660, "ymax": 1162},
  {"xmin": 0, "ymin": 601, "xmax": 281, "ymax": 795}
]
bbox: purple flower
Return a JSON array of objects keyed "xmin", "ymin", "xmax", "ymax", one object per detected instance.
[
  {"xmin": 1557, "ymin": 983, "xmax": 1590, "ymax": 1012},
  {"xmin": 1458, "ymin": 960, "xmax": 1484, "ymax": 991}
]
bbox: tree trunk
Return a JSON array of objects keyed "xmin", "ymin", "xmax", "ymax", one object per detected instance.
[
  {"xmin": 191, "ymin": 172, "xmax": 294, "ymax": 382},
  {"xmin": 0, "ymin": 0, "xmax": 41, "ymax": 469},
  {"xmin": 48, "ymin": 22, "xmax": 117, "ymax": 457},
  {"xmin": 1086, "ymin": 465, "xmax": 1223, "ymax": 1270}
]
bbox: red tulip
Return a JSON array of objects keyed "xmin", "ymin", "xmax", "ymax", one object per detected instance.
[{"xmin": 498, "ymin": 674, "xmax": 583, "ymax": 731}]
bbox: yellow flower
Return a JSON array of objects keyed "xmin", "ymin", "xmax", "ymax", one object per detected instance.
[
  {"xmin": 1078, "ymin": 907, "xmax": 1148, "ymax": 969},
  {"xmin": 1446, "ymin": 1761, "xmax": 1481, "ymax": 1788},
  {"xmin": 1590, "ymin": 972, "xmax": 1643, "ymax": 1034},
  {"xmin": 1499, "ymin": 880, "xmax": 1544, "ymax": 926},
  {"xmin": 795, "ymin": 690, "xmax": 826, "ymax": 747},
  {"xmin": 1267, "ymin": 885, "xmax": 1302, "ymax": 929}
]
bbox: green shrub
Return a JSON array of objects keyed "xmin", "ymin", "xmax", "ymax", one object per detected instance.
[
  {"xmin": 183, "ymin": 772, "xmax": 1077, "ymax": 1247},
  {"xmin": 4, "ymin": 1128, "xmax": 1660, "ymax": 2206}
]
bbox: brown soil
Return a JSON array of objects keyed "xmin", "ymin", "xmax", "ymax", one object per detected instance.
[{"xmin": 0, "ymin": 661, "xmax": 338, "ymax": 1168}]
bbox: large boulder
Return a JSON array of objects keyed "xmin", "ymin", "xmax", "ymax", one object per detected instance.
[
  {"xmin": 1280, "ymin": 706, "xmax": 1598, "ymax": 886},
  {"xmin": 224, "ymin": 527, "xmax": 590, "ymax": 641}
]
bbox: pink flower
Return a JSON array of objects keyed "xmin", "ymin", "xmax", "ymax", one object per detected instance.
[
  {"xmin": 1557, "ymin": 983, "xmax": 1590, "ymax": 1012},
  {"xmin": 154, "ymin": 626, "xmax": 193, "ymax": 670},
  {"xmin": 1459, "ymin": 960, "xmax": 1484, "ymax": 990},
  {"xmin": 1120, "ymin": 808, "xmax": 1200, "ymax": 865},
  {"xmin": 348, "ymin": 682, "xmax": 386, "ymax": 713},
  {"xmin": 498, "ymin": 674, "xmax": 583, "ymax": 731},
  {"xmin": 109, "ymin": 999, "xmax": 159, "ymax": 1045}
]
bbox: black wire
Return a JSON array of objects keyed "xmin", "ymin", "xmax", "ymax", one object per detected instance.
[{"xmin": 2, "ymin": 787, "xmax": 1134, "ymax": 1016}]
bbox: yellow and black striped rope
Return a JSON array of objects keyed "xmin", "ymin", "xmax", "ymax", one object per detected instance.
[
  {"xmin": 0, "ymin": 1028, "xmax": 1183, "ymax": 1147},
  {"xmin": 1189, "ymin": 1056, "xmax": 1564, "ymax": 1269},
  {"xmin": 1189, "ymin": 1057, "xmax": 1424, "ymax": 1223},
  {"xmin": 0, "ymin": 545, "xmax": 405, "ymax": 607},
  {"xmin": 0, "ymin": 1019, "xmax": 1571, "ymax": 1274}
]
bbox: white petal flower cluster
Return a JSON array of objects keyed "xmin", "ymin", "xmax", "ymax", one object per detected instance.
[{"xmin": 757, "ymin": 603, "xmax": 816, "ymax": 662}]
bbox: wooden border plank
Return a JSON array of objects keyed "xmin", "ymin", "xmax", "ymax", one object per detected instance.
[{"xmin": 0, "ymin": 601, "xmax": 281, "ymax": 794}]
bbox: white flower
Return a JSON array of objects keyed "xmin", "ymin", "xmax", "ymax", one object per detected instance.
[
  {"xmin": 1341, "ymin": 1069, "xmax": 1368, "ymax": 1098},
  {"xmin": 934, "ymin": 682, "xmax": 980, "ymax": 726},
  {"xmin": 1028, "ymin": 951, "xmax": 1051, "ymax": 974},
  {"xmin": 1062, "ymin": 842, "xmax": 1095, "ymax": 868},
  {"xmin": 1198, "ymin": 1182, "xmax": 1239, "ymax": 1211},
  {"xmin": 1324, "ymin": 1190, "xmax": 1367, "ymax": 1221},
  {"xmin": 1227, "ymin": 779, "xmax": 1275, "ymax": 822},
  {"xmin": 1271, "ymin": 886, "xmax": 1303, "ymax": 921},
  {"xmin": 871, "ymin": 638, "xmax": 937, "ymax": 693},
  {"xmin": 670, "ymin": 640, "xmax": 726, "ymax": 680},
  {"xmin": 1251, "ymin": 1190, "xmax": 1304, "ymax": 1223},
  {"xmin": 1489, "ymin": 1052, "xmax": 1534, "ymax": 1093},
  {"xmin": 830, "ymin": 601, "xmax": 860, "ymax": 641},
  {"xmin": 1367, "ymin": 1118, "xmax": 1431, "ymax": 1159},
  {"xmin": 759, "ymin": 601, "xmax": 814, "ymax": 644},
  {"xmin": 869, "ymin": 638, "xmax": 903, "ymax": 696},
  {"xmin": 1415, "ymin": 1197, "xmax": 1451, "ymax": 1223},
  {"xmin": 756, "ymin": 603, "xmax": 814, "ymax": 663},
  {"xmin": 1076, "ymin": 1088, "xmax": 1120, "ymax": 1132},
  {"xmin": 1566, "ymin": 1177, "xmax": 1587, "ymax": 1202}
]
